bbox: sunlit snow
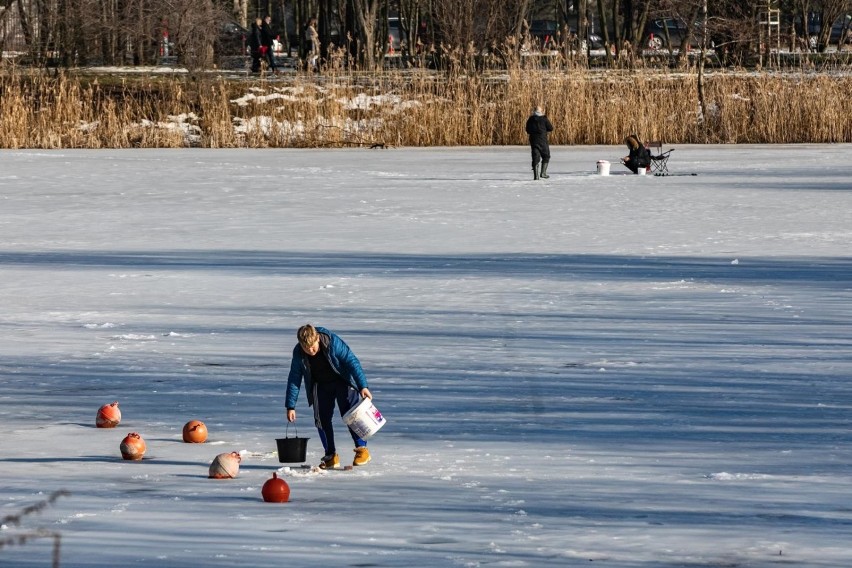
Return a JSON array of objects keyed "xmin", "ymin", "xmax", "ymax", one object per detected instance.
[{"xmin": 1, "ymin": 145, "xmax": 850, "ymax": 567}]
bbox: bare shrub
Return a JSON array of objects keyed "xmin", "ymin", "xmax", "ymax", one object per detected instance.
[{"xmin": 0, "ymin": 490, "xmax": 69, "ymax": 568}]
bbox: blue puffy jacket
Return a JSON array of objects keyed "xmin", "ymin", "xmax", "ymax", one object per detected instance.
[{"xmin": 285, "ymin": 327, "xmax": 368, "ymax": 409}]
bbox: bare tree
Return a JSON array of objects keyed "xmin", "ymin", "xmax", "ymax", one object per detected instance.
[
  {"xmin": 431, "ymin": 0, "xmax": 475, "ymax": 52},
  {"xmin": 233, "ymin": 0, "xmax": 248, "ymax": 26},
  {"xmin": 350, "ymin": 0, "xmax": 381, "ymax": 69},
  {"xmin": 796, "ymin": 0, "xmax": 850, "ymax": 52},
  {"xmin": 620, "ymin": 0, "xmax": 653, "ymax": 48},
  {"xmin": 697, "ymin": 0, "xmax": 708, "ymax": 137},
  {"xmin": 674, "ymin": 3, "xmax": 701, "ymax": 66},
  {"xmin": 397, "ymin": 0, "xmax": 421, "ymax": 62},
  {"xmin": 165, "ymin": 0, "xmax": 230, "ymax": 71},
  {"xmin": 431, "ymin": 0, "xmax": 529, "ymax": 70},
  {"xmin": 687, "ymin": 0, "xmax": 757, "ymax": 66},
  {"xmin": 596, "ymin": 0, "xmax": 613, "ymax": 63}
]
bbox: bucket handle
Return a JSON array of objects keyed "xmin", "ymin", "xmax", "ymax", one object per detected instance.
[{"xmin": 285, "ymin": 422, "xmax": 300, "ymax": 439}]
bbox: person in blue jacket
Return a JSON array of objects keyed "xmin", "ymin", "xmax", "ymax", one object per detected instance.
[{"xmin": 286, "ymin": 324, "xmax": 373, "ymax": 468}]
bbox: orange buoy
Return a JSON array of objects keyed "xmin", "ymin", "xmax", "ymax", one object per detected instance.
[
  {"xmin": 261, "ymin": 472, "xmax": 290, "ymax": 503},
  {"xmin": 182, "ymin": 420, "xmax": 208, "ymax": 443},
  {"xmin": 119, "ymin": 432, "xmax": 146, "ymax": 460},
  {"xmin": 96, "ymin": 401, "xmax": 121, "ymax": 428},
  {"xmin": 209, "ymin": 451, "xmax": 241, "ymax": 479}
]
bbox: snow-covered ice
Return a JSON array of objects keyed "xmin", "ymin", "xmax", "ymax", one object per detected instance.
[{"xmin": 1, "ymin": 145, "xmax": 851, "ymax": 567}]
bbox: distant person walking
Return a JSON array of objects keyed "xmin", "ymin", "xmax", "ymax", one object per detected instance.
[
  {"xmin": 304, "ymin": 17, "xmax": 320, "ymax": 71},
  {"xmin": 525, "ymin": 106, "xmax": 553, "ymax": 180},
  {"xmin": 248, "ymin": 17, "xmax": 263, "ymax": 73},
  {"xmin": 261, "ymin": 15, "xmax": 277, "ymax": 73}
]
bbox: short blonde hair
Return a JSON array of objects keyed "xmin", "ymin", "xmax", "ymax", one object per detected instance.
[{"xmin": 297, "ymin": 324, "xmax": 319, "ymax": 347}]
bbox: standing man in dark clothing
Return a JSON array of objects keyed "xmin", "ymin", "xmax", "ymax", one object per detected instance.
[
  {"xmin": 261, "ymin": 15, "xmax": 277, "ymax": 73},
  {"xmin": 525, "ymin": 106, "xmax": 554, "ymax": 180},
  {"xmin": 286, "ymin": 324, "xmax": 374, "ymax": 469},
  {"xmin": 248, "ymin": 17, "xmax": 263, "ymax": 72}
]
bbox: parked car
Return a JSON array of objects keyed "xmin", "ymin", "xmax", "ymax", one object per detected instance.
[
  {"xmin": 529, "ymin": 19, "xmax": 559, "ymax": 47},
  {"xmin": 529, "ymin": 19, "xmax": 603, "ymax": 50},
  {"xmin": 388, "ymin": 16, "xmax": 406, "ymax": 51},
  {"xmin": 217, "ymin": 21, "xmax": 248, "ymax": 56},
  {"xmin": 644, "ymin": 18, "xmax": 704, "ymax": 50}
]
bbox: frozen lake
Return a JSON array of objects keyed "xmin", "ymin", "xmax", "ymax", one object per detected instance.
[{"xmin": 1, "ymin": 145, "xmax": 851, "ymax": 567}]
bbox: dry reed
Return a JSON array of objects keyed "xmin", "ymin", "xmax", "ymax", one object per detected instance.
[{"xmin": 1, "ymin": 67, "xmax": 850, "ymax": 149}]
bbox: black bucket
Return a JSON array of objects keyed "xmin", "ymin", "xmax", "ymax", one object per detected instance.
[
  {"xmin": 276, "ymin": 437, "xmax": 309, "ymax": 463},
  {"xmin": 276, "ymin": 424, "xmax": 309, "ymax": 463}
]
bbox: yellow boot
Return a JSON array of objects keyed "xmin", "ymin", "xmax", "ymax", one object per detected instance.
[
  {"xmin": 353, "ymin": 447, "xmax": 371, "ymax": 466},
  {"xmin": 318, "ymin": 453, "xmax": 339, "ymax": 469}
]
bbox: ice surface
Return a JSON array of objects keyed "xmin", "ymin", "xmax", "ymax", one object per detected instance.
[{"xmin": 1, "ymin": 145, "xmax": 851, "ymax": 567}]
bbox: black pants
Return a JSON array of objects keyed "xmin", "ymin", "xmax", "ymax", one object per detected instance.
[
  {"xmin": 264, "ymin": 48, "xmax": 276, "ymax": 71},
  {"xmin": 312, "ymin": 380, "xmax": 366, "ymax": 455},
  {"xmin": 624, "ymin": 160, "xmax": 647, "ymax": 174},
  {"xmin": 530, "ymin": 143, "xmax": 550, "ymax": 167}
]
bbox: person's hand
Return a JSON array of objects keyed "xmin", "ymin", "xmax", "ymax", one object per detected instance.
[
  {"xmin": 287, "ymin": 409, "xmax": 296, "ymax": 422},
  {"xmin": 360, "ymin": 388, "xmax": 372, "ymax": 400}
]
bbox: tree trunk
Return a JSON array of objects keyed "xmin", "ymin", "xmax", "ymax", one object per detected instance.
[
  {"xmin": 697, "ymin": 0, "xmax": 708, "ymax": 140},
  {"xmin": 596, "ymin": 0, "xmax": 613, "ymax": 65},
  {"xmin": 676, "ymin": 6, "xmax": 701, "ymax": 66},
  {"xmin": 610, "ymin": 0, "xmax": 621, "ymax": 54},
  {"xmin": 352, "ymin": 0, "xmax": 380, "ymax": 70}
]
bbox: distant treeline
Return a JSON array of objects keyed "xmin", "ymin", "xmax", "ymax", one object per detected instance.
[{"xmin": 1, "ymin": 1, "xmax": 850, "ymax": 71}]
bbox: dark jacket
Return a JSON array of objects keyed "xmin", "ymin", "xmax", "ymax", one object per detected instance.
[
  {"xmin": 526, "ymin": 114, "xmax": 553, "ymax": 148},
  {"xmin": 261, "ymin": 21, "xmax": 275, "ymax": 48},
  {"xmin": 285, "ymin": 327, "xmax": 368, "ymax": 409},
  {"xmin": 248, "ymin": 23, "xmax": 263, "ymax": 53},
  {"xmin": 626, "ymin": 136, "xmax": 651, "ymax": 168}
]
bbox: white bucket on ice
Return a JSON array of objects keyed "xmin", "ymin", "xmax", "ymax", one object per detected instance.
[
  {"xmin": 596, "ymin": 160, "xmax": 610, "ymax": 176},
  {"xmin": 638, "ymin": 166, "xmax": 647, "ymax": 175},
  {"xmin": 343, "ymin": 397, "xmax": 386, "ymax": 440}
]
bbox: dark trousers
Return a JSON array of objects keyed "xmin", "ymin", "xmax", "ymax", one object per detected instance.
[
  {"xmin": 530, "ymin": 143, "xmax": 550, "ymax": 167},
  {"xmin": 264, "ymin": 48, "xmax": 276, "ymax": 71},
  {"xmin": 312, "ymin": 380, "xmax": 366, "ymax": 455}
]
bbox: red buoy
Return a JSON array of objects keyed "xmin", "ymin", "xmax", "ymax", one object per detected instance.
[
  {"xmin": 96, "ymin": 401, "xmax": 121, "ymax": 428},
  {"xmin": 182, "ymin": 420, "xmax": 208, "ymax": 443},
  {"xmin": 261, "ymin": 472, "xmax": 290, "ymax": 503},
  {"xmin": 119, "ymin": 432, "xmax": 146, "ymax": 460}
]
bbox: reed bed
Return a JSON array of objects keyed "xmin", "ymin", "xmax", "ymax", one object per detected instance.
[{"xmin": 1, "ymin": 67, "xmax": 851, "ymax": 149}]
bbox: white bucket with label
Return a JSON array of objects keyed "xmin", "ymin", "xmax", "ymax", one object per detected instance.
[
  {"xmin": 342, "ymin": 397, "xmax": 386, "ymax": 440},
  {"xmin": 638, "ymin": 166, "xmax": 647, "ymax": 175},
  {"xmin": 596, "ymin": 160, "xmax": 610, "ymax": 176}
]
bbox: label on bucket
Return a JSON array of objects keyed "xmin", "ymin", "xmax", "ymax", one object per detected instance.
[{"xmin": 342, "ymin": 398, "xmax": 386, "ymax": 440}]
